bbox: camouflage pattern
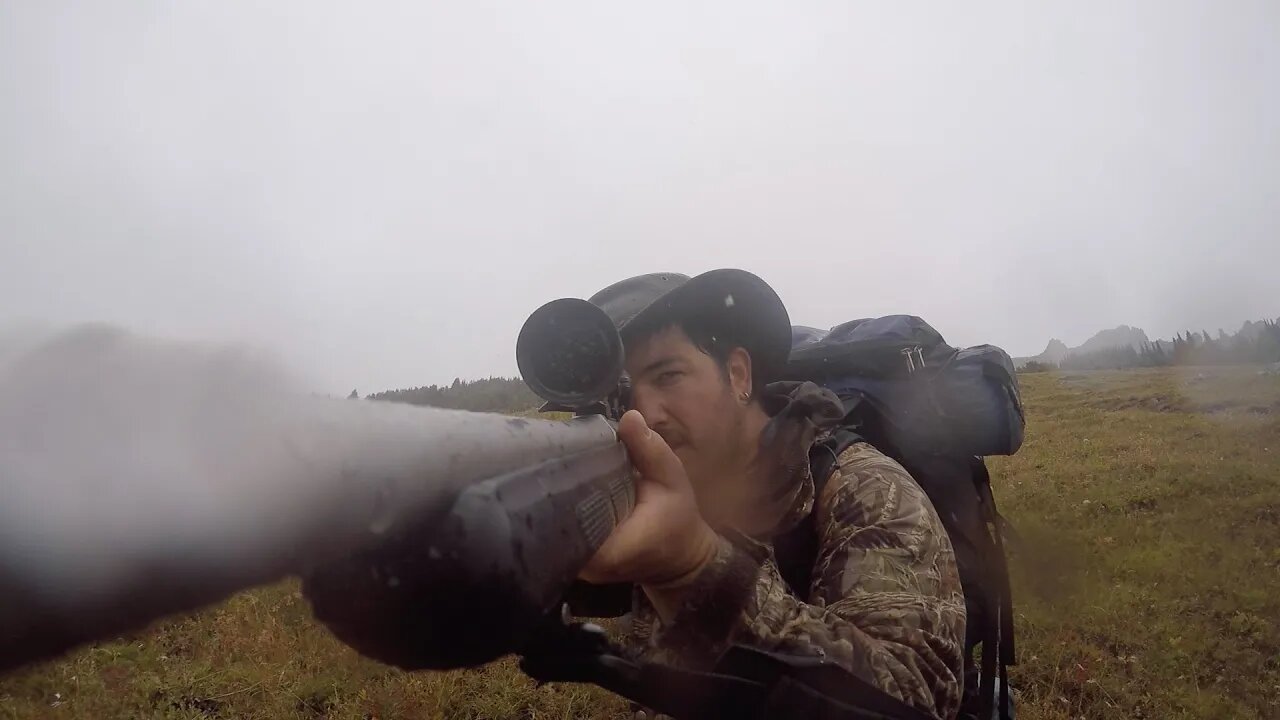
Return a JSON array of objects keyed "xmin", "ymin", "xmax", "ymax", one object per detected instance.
[{"xmin": 616, "ymin": 441, "xmax": 967, "ymax": 720}]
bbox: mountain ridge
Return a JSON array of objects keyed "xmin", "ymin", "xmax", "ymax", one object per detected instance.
[{"xmin": 1015, "ymin": 318, "xmax": 1279, "ymax": 368}]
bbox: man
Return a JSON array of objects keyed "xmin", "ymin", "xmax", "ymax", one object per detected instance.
[{"xmin": 571, "ymin": 269, "xmax": 967, "ymax": 720}]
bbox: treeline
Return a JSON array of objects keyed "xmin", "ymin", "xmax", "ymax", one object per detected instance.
[
  {"xmin": 1025, "ymin": 320, "xmax": 1280, "ymax": 372},
  {"xmin": 366, "ymin": 376, "xmax": 539, "ymax": 414}
]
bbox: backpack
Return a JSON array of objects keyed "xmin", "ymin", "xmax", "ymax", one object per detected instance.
[{"xmin": 775, "ymin": 315, "xmax": 1022, "ymax": 720}]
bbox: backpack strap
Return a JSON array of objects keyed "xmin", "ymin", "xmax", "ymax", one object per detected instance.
[
  {"xmin": 811, "ymin": 426, "xmax": 865, "ymax": 494},
  {"xmin": 774, "ymin": 426, "xmax": 863, "ymax": 596},
  {"xmin": 969, "ymin": 458, "xmax": 1016, "ymax": 720}
]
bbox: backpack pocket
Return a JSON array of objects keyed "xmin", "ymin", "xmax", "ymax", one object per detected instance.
[
  {"xmin": 927, "ymin": 345, "xmax": 1025, "ymax": 456},
  {"xmin": 824, "ymin": 345, "xmax": 1025, "ymax": 457}
]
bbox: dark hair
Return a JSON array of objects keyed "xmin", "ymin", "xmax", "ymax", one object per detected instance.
[{"xmin": 626, "ymin": 314, "xmax": 768, "ymax": 398}]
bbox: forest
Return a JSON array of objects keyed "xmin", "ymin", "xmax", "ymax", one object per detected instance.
[{"xmin": 365, "ymin": 376, "xmax": 539, "ymax": 414}]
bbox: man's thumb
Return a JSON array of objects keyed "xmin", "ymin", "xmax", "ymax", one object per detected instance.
[{"xmin": 617, "ymin": 410, "xmax": 684, "ymax": 487}]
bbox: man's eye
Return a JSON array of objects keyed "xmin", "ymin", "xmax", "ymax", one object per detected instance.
[{"xmin": 655, "ymin": 370, "xmax": 682, "ymax": 384}]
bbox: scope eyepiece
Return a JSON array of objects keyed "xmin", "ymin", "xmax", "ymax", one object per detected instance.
[{"xmin": 516, "ymin": 298, "xmax": 624, "ymax": 410}]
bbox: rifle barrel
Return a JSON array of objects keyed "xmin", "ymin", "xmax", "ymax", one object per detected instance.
[{"xmin": 0, "ymin": 327, "xmax": 631, "ymax": 672}]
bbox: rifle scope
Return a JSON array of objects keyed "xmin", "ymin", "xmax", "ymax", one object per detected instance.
[{"xmin": 516, "ymin": 298, "xmax": 624, "ymax": 410}]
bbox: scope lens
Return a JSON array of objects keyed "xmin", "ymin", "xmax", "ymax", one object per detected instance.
[{"xmin": 516, "ymin": 298, "xmax": 623, "ymax": 407}]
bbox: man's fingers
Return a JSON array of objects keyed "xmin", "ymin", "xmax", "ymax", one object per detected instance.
[{"xmin": 617, "ymin": 409, "xmax": 686, "ymax": 490}]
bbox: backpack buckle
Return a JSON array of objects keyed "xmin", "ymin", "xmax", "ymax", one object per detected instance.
[{"xmin": 902, "ymin": 346, "xmax": 926, "ymax": 373}]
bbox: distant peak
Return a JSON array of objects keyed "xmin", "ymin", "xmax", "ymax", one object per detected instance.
[
  {"xmin": 1035, "ymin": 338, "xmax": 1070, "ymax": 364},
  {"xmin": 1077, "ymin": 326, "xmax": 1150, "ymax": 353}
]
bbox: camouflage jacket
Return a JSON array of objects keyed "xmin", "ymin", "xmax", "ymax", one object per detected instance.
[{"xmin": 614, "ymin": 383, "xmax": 967, "ymax": 720}]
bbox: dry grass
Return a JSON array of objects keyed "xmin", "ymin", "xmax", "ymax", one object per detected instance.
[{"xmin": 3, "ymin": 367, "xmax": 1278, "ymax": 719}]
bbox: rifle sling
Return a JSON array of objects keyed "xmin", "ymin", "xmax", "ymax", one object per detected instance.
[{"xmin": 520, "ymin": 623, "xmax": 934, "ymax": 720}]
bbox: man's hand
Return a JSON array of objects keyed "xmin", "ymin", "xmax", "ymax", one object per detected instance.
[{"xmin": 579, "ymin": 410, "xmax": 719, "ymax": 591}]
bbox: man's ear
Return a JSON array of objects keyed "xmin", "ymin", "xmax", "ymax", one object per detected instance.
[{"xmin": 726, "ymin": 347, "xmax": 754, "ymax": 399}]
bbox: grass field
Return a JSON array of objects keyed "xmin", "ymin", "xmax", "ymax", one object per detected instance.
[{"xmin": 3, "ymin": 367, "xmax": 1278, "ymax": 719}]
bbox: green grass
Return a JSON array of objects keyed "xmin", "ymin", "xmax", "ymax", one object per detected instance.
[
  {"xmin": 3, "ymin": 367, "xmax": 1278, "ymax": 719},
  {"xmin": 991, "ymin": 367, "xmax": 1280, "ymax": 719}
]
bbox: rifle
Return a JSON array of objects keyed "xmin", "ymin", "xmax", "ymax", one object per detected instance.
[{"xmin": 0, "ymin": 319, "xmax": 632, "ymax": 674}]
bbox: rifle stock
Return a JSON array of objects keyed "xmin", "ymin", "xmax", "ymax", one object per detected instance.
[{"xmin": 302, "ymin": 414, "xmax": 636, "ymax": 669}]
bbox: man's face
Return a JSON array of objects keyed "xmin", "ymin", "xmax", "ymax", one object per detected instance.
[{"xmin": 623, "ymin": 325, "xmax": 749, "ymax": 506}]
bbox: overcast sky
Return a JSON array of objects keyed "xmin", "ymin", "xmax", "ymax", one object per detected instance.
[{"xmin": 2, "ymin": 1, "xmax": 1276, "ymax": 394}]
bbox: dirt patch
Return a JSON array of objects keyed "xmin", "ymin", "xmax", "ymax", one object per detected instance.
[
  {"xmin": 99, "ymin": 664, "xmax": 131, "ymax": 692},
  {"xmin": 1087, "ymin": 393, "xmax": 1278, "ymax": 417},
  {"xmin": 151, "ymin": 690, "xmax": 224, "ymax": 717},
  {"xmin": 1195, "ymin": 400, "xmax": 1279, "ymax": 416},
  {"xmin": 173, "ymin": 696, "xmax": 224, "ymax": 717},
  {"xmin": 296, "ymin": 691, "xmax": 335, "ymax": 717},
  {"xmin": 1125, "ymin": 497, "xmax": 1159, "ymax": 514},
  {"xmin": 1089, "ymin": 394, "xmax": 1186, "ymax": 413}
]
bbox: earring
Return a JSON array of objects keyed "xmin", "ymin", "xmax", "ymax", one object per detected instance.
[{"xmin": 739, "ymin": 391, "xmax": 751, "ymax": 404}]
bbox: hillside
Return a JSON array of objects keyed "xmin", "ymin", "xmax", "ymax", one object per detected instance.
[{"xmin": 3, "ymin": 367, "xmax": 1278, "ymax": 719}]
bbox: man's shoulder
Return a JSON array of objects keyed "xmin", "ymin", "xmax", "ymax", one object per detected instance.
[
  {"xmin": 819, "ymin": 440, "xmax": 920, "ymax": 503},
  {"xmin": 829, "ymin": 440, "xmax": 910, "ymax": 480},
  {"xmin": 812, "ymin": 439, "xmax": 964, "ymax": 618},
  {"xmin": 816, "ymin": 441, "xmax": 946, "ymax": 539}
]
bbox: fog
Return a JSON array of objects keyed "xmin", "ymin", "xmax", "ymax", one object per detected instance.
[{"xmin": 2, "ymin": 1, "xmax": 1276, "ymax": 394}]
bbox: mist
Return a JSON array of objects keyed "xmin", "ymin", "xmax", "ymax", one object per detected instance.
[{"xmin": 2, "ymin": 1, "xmax": 1276, "ymax": 394}]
